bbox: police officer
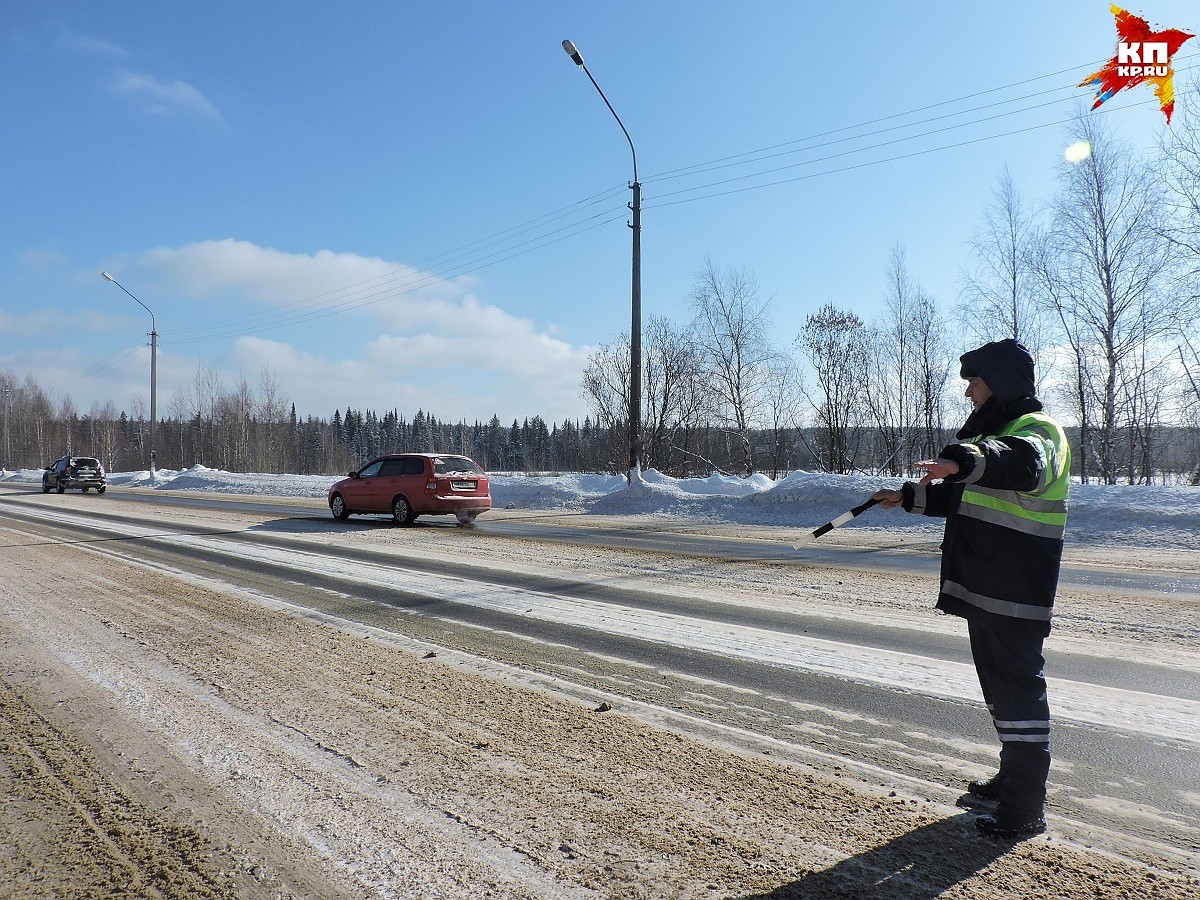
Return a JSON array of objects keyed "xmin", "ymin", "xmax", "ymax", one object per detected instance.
[{"xmin": 873, "ymin": 338, "xmax": 1071, "ymax": 839}]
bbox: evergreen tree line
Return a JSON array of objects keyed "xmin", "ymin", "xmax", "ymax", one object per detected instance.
[{"xmin": 3, "ymin": 358, "xmax": 1198, "ymax": 483}]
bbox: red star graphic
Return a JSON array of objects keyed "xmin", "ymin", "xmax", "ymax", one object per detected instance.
[{"xmin": 1079, "ymin": 4, "xmax": 1194, "ymax": 122}]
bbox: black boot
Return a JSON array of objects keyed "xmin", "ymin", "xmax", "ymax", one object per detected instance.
[
  {"xmin": 975, "ymin": 810, "xmax": 1046, "ymax": 840},
  {"xmin": 967, "ymin": 773, "xmax": 1004, "ymax": 801}
]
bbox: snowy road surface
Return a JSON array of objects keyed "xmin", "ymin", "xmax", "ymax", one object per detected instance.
[{"xmin": 1, "ymin": 483, "xmax": 1198, "ymax": 898}]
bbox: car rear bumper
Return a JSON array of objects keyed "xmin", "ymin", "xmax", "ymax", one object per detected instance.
[
  {"xmin": 424, "ymin": 495, "xmax": 492, "ymax": 515},
  {"xmin": 61, "ymin": 477, "xmax": 107, "ymax": 489}
]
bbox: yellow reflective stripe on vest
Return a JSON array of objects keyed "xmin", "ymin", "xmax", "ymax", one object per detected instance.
[
  {"xmin": 958, "ymin": 491, "xmax": 1066, "ymax": 538},
  {"xmin": 959, "ymin": 411, "xmax": 1070, "ymax": 538}
]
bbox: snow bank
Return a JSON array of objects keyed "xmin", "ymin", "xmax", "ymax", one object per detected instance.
[{"xmin": 3, "ymin": 464, "xmax": 1196, "ymax": 549}]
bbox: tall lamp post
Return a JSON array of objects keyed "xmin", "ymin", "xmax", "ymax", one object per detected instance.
[
  {"xmin": 562, "ymin": 39, "xmax": 642, "ymax": 484},
  {"xmin": 102, "ymin": 272, "xmax": 158, "ymax": 478},
  {"xmin": 2, "ymin": 379, "xmax": 10, "ymax": 472}
]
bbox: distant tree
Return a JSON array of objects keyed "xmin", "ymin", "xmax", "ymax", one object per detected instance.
[
  {"xmin": 508, "ymin": 419, "xmax": 523, "ymax": 471},
  {"xmin": 1032, "ymin": 115, "xmax": 1178, "ymax": 482},
  {"xmin": 865, "ymin": 247, "xmax": 920, "ymax": 475},
  {"xmin": 1156, "ymin": 76, "xmax": 1200, "ymax": 291},
  {"xmin": 959, "ymin": 168, "xmax": 1052, "ymax": 363},
  {"xmin": 908, "ymin": 288, "xmax": 954, "ymax": 459},
  {"xmin": 688, "ymin": 257, "xmax": 775, "ymax": 476},
  {"xmin": 797, "ymin": 304, "xmax": 871, "ymax": 474},
  {"xmin": 761, "ymin": 353, "xmax": 804, "ymax": 479}
]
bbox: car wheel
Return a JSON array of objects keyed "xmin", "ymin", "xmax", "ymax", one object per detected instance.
[
  {"xmin": 391, "ymin": 495, "xmax": 417, "ymax": 526},
  {"xmin": 97, "ymin": 485, "xmax": 106, "ymax": 495},
  {"xmin": 455, "ymin": 511, "xmax": 478, "ymax": 526},
  {"xmin": 42, "ymin": 480, "xmax": 51, "ymax": 493},
  {"xmin": 56, "ymin": 481, "xmax": 65, "ymax": 494},
  {"xmin": 330, "ymin": 493, "xmax": 350, "ymax": 520}
]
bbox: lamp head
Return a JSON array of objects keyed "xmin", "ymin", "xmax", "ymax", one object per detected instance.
[
  {"xmin": 562, "ymin": 40, "xmax": 584, "ymax": 66},
  {"xmin": 102, "ymin": 271, "xmax": 115, "ymax": 282}
]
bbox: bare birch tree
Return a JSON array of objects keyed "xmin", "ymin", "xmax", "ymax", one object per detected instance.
[
  {"xmin": 1032, "ymin": 114, "xmax": 1176, "ymax": 483},
  {"xmin": 865, "ymin": 246, "xmax": 920, "ymax": 474},
  {"xmin": 959, "ymin": 167, "xmax": 1052, "ymax": 387},
  {"xmin": 908, "ymin": 289, "xmax": 955, "ymax": 460},
  {"xmin": 688, "ymin": 257, "xmax": 774, "ymax": 476},
  {"xmin": 1157, "ymin": 76, "xmax": 1200, "ymax": 289},
  {"xmin": 1157, "ymin": 76, "xmax": 1200, "ymax": 480},
  {"xmin": 761, "ymin": 353, "xmax": 804, "ymax": 479},
  {"xmin": 641, "ymin": 317, "xmax": 708, "ymax": 475},
  {"xmin": 255, "ymin": 367, "xmax": 290, "ymax": 471},
  {"xmin": 797, "ymin": 304, "xmax": 870, "ymax": 474}
]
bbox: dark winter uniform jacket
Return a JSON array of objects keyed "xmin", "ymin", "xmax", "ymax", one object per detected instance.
[{"xmin": 900, "ymin": 340, "xmax": 1072, "ymax": 637}]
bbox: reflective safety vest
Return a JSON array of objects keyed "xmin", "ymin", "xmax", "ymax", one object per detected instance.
[
  {"xmin": 936, "ymin": 411, "xmax": 1071, "ymax": 632},
  {"xmin": 957, "ymin": 412, "xmax": 1071, "ymax": 541}
]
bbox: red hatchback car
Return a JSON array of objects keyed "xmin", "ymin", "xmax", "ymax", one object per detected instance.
[{"xmin": 328, "ymin": 453, "xmax": 491, "ymax": 525}]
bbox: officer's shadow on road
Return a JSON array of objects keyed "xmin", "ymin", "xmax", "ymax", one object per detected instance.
[{"xmin": 740, "ymin": 813, "xmax": 1011, "ymax": 900}]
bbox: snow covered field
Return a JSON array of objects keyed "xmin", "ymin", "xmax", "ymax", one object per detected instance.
[{"xmin": 4, "ymin": 464, "xmax": 1197, "ymax": 550}]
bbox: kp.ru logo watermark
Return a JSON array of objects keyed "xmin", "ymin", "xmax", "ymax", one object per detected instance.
[{"xmin": 1079, "ymin": 3, "xmax": 1194, "ymax": 123}]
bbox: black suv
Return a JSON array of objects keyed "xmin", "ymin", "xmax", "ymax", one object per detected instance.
[{"xmin": 42, "ymin": 456, "xmax": 107, "ymax": 494}]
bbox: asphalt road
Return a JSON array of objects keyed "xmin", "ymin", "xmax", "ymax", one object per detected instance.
[{"xmin": 66, "ymin": 483, "xmax": 1200, "ymax": 596}]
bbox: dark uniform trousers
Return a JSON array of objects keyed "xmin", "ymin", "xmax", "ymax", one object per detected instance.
[{"xmin": 968, "ymin": 617, "xmax": 1051, "ymax": 817}]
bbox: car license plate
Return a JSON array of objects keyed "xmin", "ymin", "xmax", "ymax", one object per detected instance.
[{"xmin": 451, "ymin": 480, "xmax": 476, "ymax": 491}]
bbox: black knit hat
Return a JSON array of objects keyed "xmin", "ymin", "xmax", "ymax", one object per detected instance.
[{"xmin": 958, "ymin": 339, "xmax": 1036, "ymax": 405}]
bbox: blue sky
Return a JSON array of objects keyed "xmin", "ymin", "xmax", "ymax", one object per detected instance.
[{"xmin": 2, "ymin": 2, "xmax": 1197, "ymax": 424}]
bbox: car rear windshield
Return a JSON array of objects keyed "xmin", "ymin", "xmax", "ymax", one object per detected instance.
[
  {"xmin": 432, "ymin": 457, "xmax": 484, "ymax": 475},
  {"xmin": 73, "ymin": 458, "xmax": 101, "ymax": 468}
]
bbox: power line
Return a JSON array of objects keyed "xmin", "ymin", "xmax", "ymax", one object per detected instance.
[
  {"xmin": 644, "ymin": 55, "xmax": 1199, "ymax": 202},
  {"xmin": 643, "ymin": 60, "xmax": 1197, "ymax": 209},
  {"xmin": 645, "ymin": 50, "xmax": 1200, "ymax": 187},
  {"xmin": 645, "ymin": 97, "xmax": 1127, "ymax": 207},
  {"xmin": 643, "ymin": 60, "xmax": 1104, "ymax": 185},
  {"xmin": 86, "ymin": 53, "xmax": 1200, "ymax": 365}
]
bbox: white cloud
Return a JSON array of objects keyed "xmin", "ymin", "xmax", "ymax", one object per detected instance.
[
  {"xmin": 10, "ymin": 238, "xmax": 593, "ymax": 422},
  {"xmin": 19, "ymin": 248, "xmax": 69, "ymax": 268},
  {"xmin": 139, "ymin": 239, "xmax": 459, "ymax": 313},
  {"xmin": 228, "ymin": 334, "xmax": 589, "ymax": 422},
  {"xmin": 109, "ymin": 70, "xmax": 222, "ymax": 123},
  {"xmin": 367, "ymin": 295, "xmax": 583, "ymax": 380},
  {"xmin": 126, "ymin": 240, "xmax": 594, "ymax": 421},
  {"xmin": 0, "ymin": 312, "xmax": 64, "ymax": 343},
  {"xmin": 55, "ymin": 30, "xmax": 129, "ymax": 59}
]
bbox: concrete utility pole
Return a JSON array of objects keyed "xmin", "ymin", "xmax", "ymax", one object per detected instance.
[
  {"xmin": 562, "ymin": 39, "xmax": 643, "ymax": 485},
  {"xmin": 2, "ymin": 378, "xmax": 10, "ymax": 472},
  {"xmin": 102, "ymin": 272, "xmax": 158, "ymax": 478}
]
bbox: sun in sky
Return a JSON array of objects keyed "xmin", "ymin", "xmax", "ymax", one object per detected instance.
[{"xmin": 1063, "ymin": 140, "xmax": 1093, "ymax": 163}]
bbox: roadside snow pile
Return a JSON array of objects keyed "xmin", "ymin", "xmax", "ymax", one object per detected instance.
[
  {"xmin": 491, "ymin": 472, "xmax": 626, "ymax": 511},
  {"xmin": 741, "ymin": 470, "xmax": 899, "ymax": 525},
  {"xmin": 111, "ymin": 464, "xmax": 335, "ymax": 496},
  {"xmin": 590, "ymin": 471, "xmax": 745, "ymax": 520},
  {"xmin": 1069, "ymin": 481, "xmax": 1200, "ymax": 549}
]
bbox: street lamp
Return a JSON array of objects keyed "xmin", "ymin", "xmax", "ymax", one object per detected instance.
[
  {"xmin": 562, "ymin": 39, "xmax": 643, "ymax": 484},
  {"xmin": 102, "ymin": 272, "xmax": 158, "ymax": 478}
]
